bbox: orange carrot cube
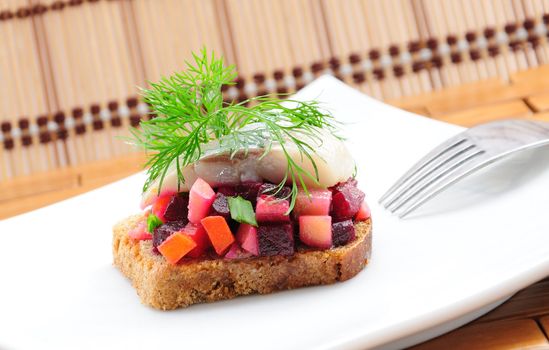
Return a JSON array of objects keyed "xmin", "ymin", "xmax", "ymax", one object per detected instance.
[
  {"xmin": 157, "ymin": 232, "xmax": 197, "ymax": 265},
  {"xmin": 200, "ymin": 216, "xmax": 235, "ymax": 255}
]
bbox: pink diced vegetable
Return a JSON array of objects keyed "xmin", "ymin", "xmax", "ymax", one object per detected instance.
[
  {"xmin": 255, "ymin": 195, "xmax": 290, "ymax": 223},
  {"xmin": 299, "ymin": 215, "xmax": 332, "ymax": 249},
  {"xmin": 188, "ymin": 178, "xmax": 216, "ymax": 224},
  {"xmin": 293, "ymin": 189, "xmax": 332, "ymax": 217},
  {"xmin": 355, "ymin": 201, "xmax": 371, "ymax": 221},
  {"xmin": 183, "ymin": 223, "xmax": 211, "ymax": 258},
  {"xmin": 128, "ymin": 220, "xmax": 152, "ymax": 241},
  {"xmin": 236, "ymin": 223, "xmax": 259, "ymax": 256}
]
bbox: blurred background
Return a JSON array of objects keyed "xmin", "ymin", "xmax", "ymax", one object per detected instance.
[{"xmin": 3, "ymin": 0, "xmax": 549, "ymax": 218}]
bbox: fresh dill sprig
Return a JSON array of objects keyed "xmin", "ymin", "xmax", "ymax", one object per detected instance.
[{"xmin": 129, "ymin": 48, "xmax": 340, "ymax": 211}]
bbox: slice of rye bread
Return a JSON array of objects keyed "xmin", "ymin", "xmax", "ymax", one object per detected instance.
[{"xmin": 113, "ymin": 214, "xmax": 372, "ymax": 310}]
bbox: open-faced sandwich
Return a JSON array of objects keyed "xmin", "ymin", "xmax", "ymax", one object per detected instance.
[{"xmin": 113, "ymin": 50, "xmax": 372, "ymax": 310}]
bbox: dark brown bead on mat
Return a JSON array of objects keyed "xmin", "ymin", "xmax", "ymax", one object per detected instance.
[
  {"xmin": 108, "ymin": 101, "xmax": 118, "ymax": 111},
  {"xmin": 446, "ymin": 35, "xmax": 458, "ymax": 45},
  {"xmin": 54, "ymin": 111, "xmax": 65, "ymax": 124},
  {"xmin": 18, "ymin": 119, "xmax": 30, "ymax": 130},
  {"xmin": 329, "ymin": 57, "xmax": 340, "ymax": 69},
  {"xmin": 465, "ymin": 32, "xmax": 476, "ymax": 42},
  {"xmin": 484, "ymin": 27, "xmax": 496, "ymax": 39},
  {"xmin": 470, "ymin": 49, "xmax": 481, "ymax": 61},
  {"xmin": 1, "ymin": 121, "xmax": 12, "ymax": 132},
  {"xmin": 523, "ymin": 18, "xmax": 535, "ymax": 30},
  {"xmin": 488, "ymin": 45, "xmax": 500, "ymax": 57},
  {"xmin": 505, "ymin": 23, "xmax": 517, "ymax": 34},
  {"xmin": 39, "ymin": 131, "xmax": 51, "ymax": 144},
  {"xmin": 37, "ymin": 116, "xmax": 48, "ymax": 127},
  {"xmin": 32, "ymin": 4, "xmax": 48, "ymax": 15},
  {"xmin": 408, "ymin": 40, "xmax": 421, "ymax": 53},
  {"xmin": 50, "ymin": 1, "xmax": 66, "ymax": 11},
  {"xmin": 72, "ymin": 107, "xmax": 84, "ymax": 119},
  {"xmin": 426, "ymin": 38, "xmax": 438, "ymax": 49},
  {"xmin": 126, "ymin": 97, "xmax": 138, "ymax": 108},
  {"xmin": 93, "ymin": 120, "xmax": 104, "ymax": 131},
  {"xmin": 130, "ymin": 115, "xmax": 141, "ymax": 127},
  {"xmin": 111, "ymin": 117, "xmax": 122, "ymax": 128},
  {"xmin": 373, "ymin": 68, "xmax": 384, "ymax": 80},
  {"xmin": 90, "ymin": 104, "xmax": 101, "ymax": 115},
  {"xmin": 543, "ymin": 14, "xmax": 549, "ymax": 24},
  {"xmin": 311, "ymin": 61, "xmax": 324, "ymax": 73},
  {"xmin": 22, "ymin": 135, "xmax": 32, "ymax": 147},
  {"xmin": 57, "ymin": 127, "xmax": 68, "ymax": 140},
  {"xmin": 75, "ymin": 124, "xmax": 86, "ymax": 135},
  {"xmin": 253, "ymin": 73, "xmax": 265, "ymax": 84},
  {"xmin": 3, "ymin": 138, "xmax": 14, "ymax": 150},
  {"xmin": 412, "ymin": 62, "xmax": 424, "ymax": 72},
  {"xmin": 0, "ymin": 11, "xmax": 14, "ymax": 21},
  {"xmin": 290, "ymin": 67, "xmax": 302, "ymax": 78},
  {"xmin": 352, "ymin": 72, "xmax": 365, "ymax": 83},
  {"xmin": 393, "ymin": 65, "xmax": 404, "ymax": 77},
  {"xmin": 369, "ymin": 49, "xmax": 380, "ymax": 60},
  {"xmin": 389, "ymin": 45, "xmax": 400, "ymax": 57},
  {"xmin": 349, "ymin": 53, "xmax": 361, "ymax": 64},
  {"xmin": 15, "ymin": 7, "xmax": 31, "ymax": 19},
  {"xmin": 450, "ymin": 52, "xmax": 462, "ymax": 63},
  {"xmin": 431, "ymin": 56, "xmax": 443, "ymax": 68},
  {"xmin": 271, "ymin": 69, "xmax": 283, "ymax": 80}
]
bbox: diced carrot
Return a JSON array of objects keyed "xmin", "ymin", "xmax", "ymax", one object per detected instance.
[
  {"xmin": 201, "ymin": 216, "xmax": 235, "ymax": 255},
  {"xmin": 157, "ymin": 232, "xmax": 197, "ymax": 265}
]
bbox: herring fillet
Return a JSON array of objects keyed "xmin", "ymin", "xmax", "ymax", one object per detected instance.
[{"xmin": 141, "ymin": 130, "xmax": 355, "ymax": 208}]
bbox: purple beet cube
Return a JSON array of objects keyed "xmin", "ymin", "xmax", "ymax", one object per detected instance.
[
  {"xmin": 217, "ymin": 186, "xmax": 237, "ymax": 197},
  {"xmin": 332, "ymin": 219, "xmax": 356, "ymax": 247},
  {"xmin": 152, "ymin": 220, "xmax": 188, "ymax": 253},
  {"xmin": 258, "ymin": 183, "xmax": 292, "ymax": 200},
  {"xmin": 330, "ymin": 177, "xmax": 358, "ymax": 192},
  {"xmin": 331, "ymin": 186, "xmax": 365, "ymax": 221},
  {"xmin": 163, "ymin": 193, "xmax": 189, "ymax": 222},
  {"xmin": 236, "ymin": 182, "xmax": 263, "ymax": 203},
  {"xmin": 257, "ymin": 224, "xmax": 295, "ymax": 256},
  {"xmin": 211, "ymin": 193, "xmax": 230, "ymax": 218}
]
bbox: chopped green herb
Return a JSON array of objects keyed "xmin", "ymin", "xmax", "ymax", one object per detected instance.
[
  {"xmin": 228, "ymin": 196, "xmax": 258, "ymax": 227},
  {"xmin": 147, "ymin": 214, "xmax": 163, "ymax": 233}
]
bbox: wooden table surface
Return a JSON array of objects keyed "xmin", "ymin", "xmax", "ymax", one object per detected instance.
[{"xmin": 2, "ymin": 66, "xmax": 549, "ymax": 349}]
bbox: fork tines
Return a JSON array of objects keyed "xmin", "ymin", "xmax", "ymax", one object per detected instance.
[{"xmin": 379, "ymin": 136, "xmax": 485, "ymax": 218}]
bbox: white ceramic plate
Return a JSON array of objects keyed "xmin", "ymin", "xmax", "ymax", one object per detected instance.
[{"xmin": 1, "ymin": 76, "xmax": 548, "ymax": 350}]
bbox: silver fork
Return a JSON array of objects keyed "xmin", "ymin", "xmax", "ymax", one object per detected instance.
[{"xmin": 379, "ymin": 119, "xmax": 549, "ymax": 218}]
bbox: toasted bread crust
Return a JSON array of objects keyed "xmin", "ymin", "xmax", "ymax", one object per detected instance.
[{"xmin": 113, "ymin": 215, "xmax": 372, "ymax": 310}]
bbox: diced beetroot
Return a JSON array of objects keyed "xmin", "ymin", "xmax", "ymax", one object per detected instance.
[
  {"xmin": 330, "ymin": 178, "xmax": 358, "ymax": 192},
  {"xmin": 299, "ymin": 215, "xmax": 332, "ymax": 249},
  {"xmin": 188, "ymin": 178, "xmax": 216, "ymax": 224},
  {"xmin": 257, "ymin": 224, "xmax": 294, "ymax": 256},
  {"xmin": 331, "ymin": 186, "xmax": 365, "ymax": 221},
  {"xmin": 255, "ymin": 195, "xmax": 290, "ymax": 223},
  {"xmin": 224, "ymin": 242, "xmax": 252, "ymax": 260},
  {"xmin": 128, "ymin": 220, "xmax": 152, "ymax": 240},
  {"xmin": 355, "ymin": 201, "xmax": 371, "ymax": 221},
  {"xmin": 217, "ymin": 186, "xmax": 237, "ymax": 197},
  {"xmin": 183, "ymin": 223, "xmax": 211, "ymax": 258},
  {"xmin": 152, "ymin": 193, "xmax": 189, "ymax": 222},
  {"xmin": 152, "ymin": 220, "xmax": 187, "ymax": 253},
  {"xmin": 258, "ymin": 183, "xmax": 291, "ymax": 199},
  {"xmin": 235, "ymin": 182, "xmax": 263, "ymax": 204},
  {"xmin": 210, "ymin": 193, "xmax": 230, "ymax": 218},
  {"xmin": 332, "ymin": 219, "xmax": 356, "ymax": 247},
  {"xmin": 236, "ymin": 223, "xmax": 259, "ymax": 256},
  {"xmin": 293, "ymin": 189, "xmax": 332, "ymax": 217}
]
